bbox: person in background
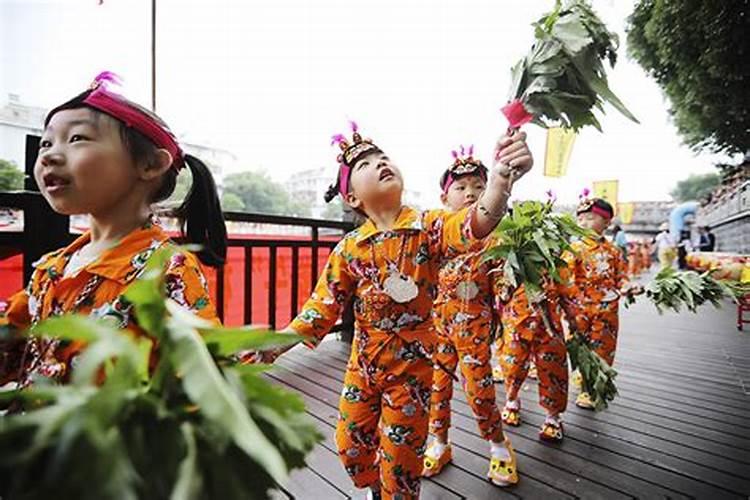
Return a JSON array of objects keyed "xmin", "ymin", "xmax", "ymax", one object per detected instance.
[
  {"xmin": 654, "ymin": 223, "xmax": 676, "ymax": 270},
  {"xmin": 612, "ymin": 224, "xmax": 628, "ymax": 261},
  {"xmin": 698, "ymin": 226, "xmax": 716, "ymax": 252},
  {"xmin": 677, "ymin": 229, "xmax": 692, "ymax": 270}
]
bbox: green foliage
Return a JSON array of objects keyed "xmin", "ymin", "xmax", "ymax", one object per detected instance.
[
  {"xmin": 483, "ymin": 200, "xmax": 589, "ymax": 299},
  {"xmin": 0, "ymin": 158, "xmax": 24, "ymax": 191},
  {"xmin": 566, "ymin": 334, "xmax": 618, "ymax": 411},
  {"xmin": 642, "ymin": 267, "xmax": 738, "ymax": 314},
  {"xmin": 223, "ymin": 171, "xmax": 310, "ymax": 217},
  {"xmin": 626, "ymin": 1, "xmax": 750, "ymax": 155},
  {"xmin": 221, "ymin": 192, "xmax": 246, "ymax": 212},
  {"xmin": 0, "ymin": 248, "xmax": 320, "ymax": 500},
  {"xmin": 670, "ymin": 172, "xmax": 720, "ymax": 202},
  {"xmin": 484, "ymin": 200, "xmax": 617, "ymax": 410},
  {"xmin": 508, "ymin": 0, "xmax": 638, "ymax": 131}
]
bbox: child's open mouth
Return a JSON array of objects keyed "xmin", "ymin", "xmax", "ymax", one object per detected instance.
[
  {"xmin": 42, "ymin": 173, "xmax": 71, "ymax": 194},
  {"xmin": 379, "ymin": 168, "xmax": 395, "ymax": 182}
]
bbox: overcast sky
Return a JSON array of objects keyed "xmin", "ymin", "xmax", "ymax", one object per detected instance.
[{"xmin": 0, "ymin": 0, "xmax": 732, "ymax": 207}]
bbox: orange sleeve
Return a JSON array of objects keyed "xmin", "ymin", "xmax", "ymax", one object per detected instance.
[
  {"xmin": 289, "ymin": 240, "xmax": 356, "ymax": 346},
  {"xmin": 165, "ymin": 251, "xmax": 220, "ymax": 324}
]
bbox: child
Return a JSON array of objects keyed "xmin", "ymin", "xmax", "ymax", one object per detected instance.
[
  {"xmin": 496, "ymin": 277, "xmax": 569, "ymax": 442},
  {"xmin": 421, "ymin": 146, "xmax": 514, "ymax": 486},
  {"xmin": 561, "ymin": 197, "xmax": 641, "ymax": 409},
  {"xmin": 0, "ymin": 73, "xmax": 226, "ymax": 388},
  {"xmin": 281, "ymin": 123, "xmax": 532, "ymax": 499}
]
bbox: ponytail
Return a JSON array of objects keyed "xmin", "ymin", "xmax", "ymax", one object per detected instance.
[{"xmin": 177, "ymin": 154, "xmax": 227, "ymax": 267}]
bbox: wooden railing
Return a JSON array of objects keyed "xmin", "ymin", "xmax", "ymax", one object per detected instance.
[{"xmin": 0, "ymin": 191, "xmax": 355, "ymax": 336}]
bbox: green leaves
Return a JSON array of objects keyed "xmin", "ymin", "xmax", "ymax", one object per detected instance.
[
  {"xmin": 566, "ymin": 334, "xmax": 618, "ymax": 411},
  {"xmin": 509, "ymin": 0, "xmax": 639, "ymax": 131},
  {"xmin": 0, "ymin": 246, "xmax": 318, "ymax": 500},
  {"xmin": 643, "ymin": 267, "xmax": 738, "ymax": 314},
  {"xmin": 484, "ymin": 200, "xmax": 588, "ymax": 296}
]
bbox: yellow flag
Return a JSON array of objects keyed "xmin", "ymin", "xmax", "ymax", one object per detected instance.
[
  {"xmin": 592, "ymin": 180, "xmax": 619, "ymax": 212},
  {"xmin": 543, "ymin": 127, "xmax": 576, "ymax": 177},
  {"xmin": 618, "ymin": 202, "xmax": 635, "ymax": 224}
]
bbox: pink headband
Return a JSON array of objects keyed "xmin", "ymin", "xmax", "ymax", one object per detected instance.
[
  {"xmin": 338, "ymin": 163, "xmax": 351, "ymax": 198},
  {"xmin": 590, "ymin": 205, "xmax": 613, "ymax": 219},
  {"xmin": 83, "ymin": 73, "xmax": 184, "ymax": 170}
]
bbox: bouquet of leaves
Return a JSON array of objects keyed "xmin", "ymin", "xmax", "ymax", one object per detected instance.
[
  {"xmin": 0, "ymin": 248, "xmax": 320, "ymax": 500},
  {"xmin": 484, "ymin": 199, "xmax": 619, "ymax": 411},
  {"xmin": 502, "ymin": 0, "xmax": 639, "ymax": 131},
  {"xmin": 483, "ymin": 199, "xmax": 588, "ymax": 300},
  {"xmin": 566, "ymin": 333, "xmax": 617, "ymax": 411},
  {"xmin": 640, "ymin": 267, "xmax": 741, "ymax": 314}
]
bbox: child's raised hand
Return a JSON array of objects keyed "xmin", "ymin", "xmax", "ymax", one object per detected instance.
[{"xmin": 493, "ymin": 131, "xmax": 533, "ymax": 182}]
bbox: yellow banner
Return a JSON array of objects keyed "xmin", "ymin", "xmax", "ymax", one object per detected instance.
[
  {"xmin": 618, "ymin": 202, "xmax": 635, "ymax": 224},
  {"xmin": 592, "ymin": 180, "xmax": 619, "ymax": 212},
  {"xmin": 543, "ymin": 127, "xmax": 576, "ymax": 177}
]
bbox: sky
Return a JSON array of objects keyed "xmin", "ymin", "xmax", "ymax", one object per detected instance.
[{"xmin": 0, "ymin": 0, "xmax": 733, "ymax": 207}]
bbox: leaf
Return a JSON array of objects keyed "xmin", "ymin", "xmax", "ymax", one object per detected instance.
[
  {"xmin": 201, "ymin": 328, "xmax": 303, "ymax": 356},
  {"xmin": 170, "ymin": 423, "xmax": 202, "ymax": 500},
  {"xmin": 165, "ymin": 312, "xmax": 288, "ymax": 483}
]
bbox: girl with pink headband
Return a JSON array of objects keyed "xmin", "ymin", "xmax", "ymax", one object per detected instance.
[
  {"xmin": 1, "ymin": 72, "xmax": 226, "ymax": 388},
  {"xmin": 280, "ymin": 122, "xmax": 533, "ymax": 499}
]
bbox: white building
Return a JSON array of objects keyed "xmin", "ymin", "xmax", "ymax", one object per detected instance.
[
  {"xmin": 285, "ymin": 166, "xmax": 423, "ymax": 219},
  {"xmin": 0, "ymin": 94, "xmax": 45, "ymax": 175}
]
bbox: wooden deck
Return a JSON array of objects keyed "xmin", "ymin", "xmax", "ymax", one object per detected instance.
[{"xmin": 268, "ymin": 297, "xmax": 750, "ymax": 499}]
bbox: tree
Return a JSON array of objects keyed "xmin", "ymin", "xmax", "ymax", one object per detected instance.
[
  {"xmin": 626, "ymin": 1, "xmax": 750, "ymax": 155},
  {"xmin": 0, "ymin": 159, "xmax": 24, "ymax": 191},
  {"xmin": 221, "ymin": 192, "xmax": 246, "ymax": 211},
  {"xmin": 222, "ymin": 171, "xmax": 310, "ymax": 217},
  {"xmin": 670, "ymin": 172, "xmax": 720, "ymax": 202}
]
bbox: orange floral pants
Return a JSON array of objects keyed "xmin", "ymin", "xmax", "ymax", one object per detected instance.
[
  {"xmin": 336, "ymin": 336, "xmax": 432, "ymax": 500},
  {"xmin": 499, "ymin": 315, "xmax": 569, "ymax": 414},
  {"xmin": 570, "ymin": 301, "xmax": 619, "ymax": 365}
]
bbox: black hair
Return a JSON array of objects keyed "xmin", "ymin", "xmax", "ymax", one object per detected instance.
[{"xmin": 44, "ymin": 91, "xmax": 227, "ymax": 267}]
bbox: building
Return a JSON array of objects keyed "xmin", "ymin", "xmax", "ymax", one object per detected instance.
[
  {"xmin": 0, "ymin": 94, "xmax": 45, "ymax": 173},
  {"xmin": 285, "ymin": 167, "xmax": 423, "ymax": 219}
]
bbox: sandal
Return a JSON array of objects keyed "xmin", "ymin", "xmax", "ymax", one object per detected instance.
[
  {"xmin": 539, "ymin": 416, "xmax": 564, "ymax": 442},
  {"xmin": 487, "ymin": 437, "xmax": 519, "ymax": 486},
  {"xmin": 501, "ymin": 401, "xmax": 521, "ymax": 427},
  {"xmin": 492, "ymin": 365, "xmax": 504, "ymax": 383},
  {"xmin": 422, "ymin": 441, "xmax": 452, "ymax": 477},
  {"xmin": 575, "ymin": 392, "xmax": 595, "ymax": 410},
  {"xmin": 571, "ymin": 370, "xmax": 583, "ymax": 390}
]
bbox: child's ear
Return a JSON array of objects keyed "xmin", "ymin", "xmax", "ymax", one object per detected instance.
[
  {"xmin": 440, "ymin": 192, "xmax": 448, "ymax": 206},
  {"xmin": 345, "ymin": 192, "xmax": 362, "ymax": 212},
  {"xmin": 138, "ymin": 149, "xmax": 173, "ymax": 181}
]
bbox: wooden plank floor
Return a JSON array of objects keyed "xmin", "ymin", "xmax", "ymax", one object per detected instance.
[{"xmin": 270, "ymin": 296, "xmax": 750, "ymax": 499}]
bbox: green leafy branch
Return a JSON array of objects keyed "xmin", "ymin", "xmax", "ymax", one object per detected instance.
[
  {"xmin": 508, "ymin": 0, "xmax": 639, "ymax": 130},
  {"xmin": 0, "ymin": 247, "xmax": 320, "ymax": 500}
]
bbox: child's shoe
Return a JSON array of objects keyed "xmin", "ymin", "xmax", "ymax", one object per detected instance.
[
  {"xmin": 539, "ymin": 415, "xmax": 564, "ymax": 442},
  {"xmin": 501, "ymin": 400, "xmax": 521, "ymax": 426},
  {"xmin": 487, "ymin": 436, "xmax": 519, "ymax": 486},
  {"xmin": 575, "ymin": 392, "xmax": 595, "ymax": 410},
  {"xmin": 492, "ymin": 365, "xmax": 504, "ymax": 383},
  {"xmin": 422, "ymin": 440, "xmax": 452, "ymax": 477}
]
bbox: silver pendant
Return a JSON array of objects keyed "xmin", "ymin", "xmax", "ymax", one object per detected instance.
[
  {"xmin": 455, "ymin": 280, "xmax": 479, "ymax": 301},
  {"xmin": 383, "ymin": 271, "xmax": 419, "ymax": 304}
]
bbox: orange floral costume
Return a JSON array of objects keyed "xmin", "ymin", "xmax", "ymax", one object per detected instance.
[
  {"xmin": 561, "ymin": 236, "xmax": 628, "ymax": 365},
  {"xmin": 1, "ymin": 220, "xmax": 218, "ymax": 386},
  {"xmin": 497, "ymin": 281, "xmax": 569, "ymax": 415},
  {"xmin": 428, "ymin": 240, "xmax": 503, "ymax": 444},
  {"xmin": 289, "ymin": 206, "xmax": 479, "ymax": 500}
]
